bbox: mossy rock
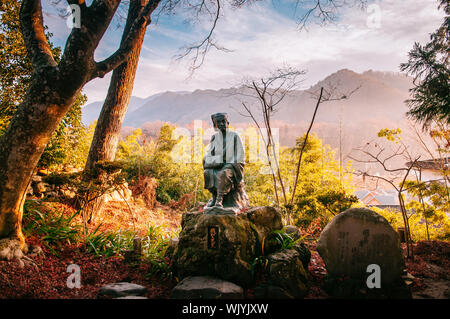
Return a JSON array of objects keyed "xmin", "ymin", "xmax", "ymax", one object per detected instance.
[
  {"xmin": 265, "ymin": 249, "xmax": 309, "ymax": 298},
  {"xmin": 173, "ymin": 206, "xmax": 282, "ymax": 287}
]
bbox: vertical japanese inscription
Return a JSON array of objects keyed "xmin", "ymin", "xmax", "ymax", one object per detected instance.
[{"xmin": 208, "ymin": 226, "xmax": 219, "ymax": 249}]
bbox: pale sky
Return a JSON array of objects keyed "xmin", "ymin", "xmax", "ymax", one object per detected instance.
[{"xmin": 42, "ymin": 0, "xmax": 445, "ymax": 103}]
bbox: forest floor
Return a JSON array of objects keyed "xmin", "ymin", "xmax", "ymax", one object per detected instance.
[{"xmin": 0, "ymin": 199, "xmax": 448, "ymax": 299}]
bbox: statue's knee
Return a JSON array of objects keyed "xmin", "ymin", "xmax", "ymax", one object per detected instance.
[{"xmin": 217, "ymin": 170, "xmax": 226, "ymax": 179}]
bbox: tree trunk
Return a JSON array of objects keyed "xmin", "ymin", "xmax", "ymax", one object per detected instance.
[
  {"xmin": 0, "ymin": 0, "xmax": 160, "ymax": 250},
  {"xmin": 0, "ymin": 75, "xmax": 81, "ymax": 247},
  {"xmin": 83, "ymin": 0, "xmax": 149, "ymax": 223}
]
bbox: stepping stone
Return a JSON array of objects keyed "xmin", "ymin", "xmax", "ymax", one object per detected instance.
[
  {"xmin": 98, "ymin": 282, "xmax": 147, "ymax": 298},
  {"xmin": 115, "ymin": 296, "xmax": 149, "ymax": 299},
  {"xmin": 171, "ymin": 276, "xmax": 243, "ymax": 299}
]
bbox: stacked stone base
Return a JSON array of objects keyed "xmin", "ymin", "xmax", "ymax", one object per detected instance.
[{"xmin": 170, "ymin": 206, "xmax": 310, "ymax": 299}]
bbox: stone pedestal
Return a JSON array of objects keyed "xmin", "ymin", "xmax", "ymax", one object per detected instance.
[{"xmin": 172, "ymin": 206, "xmax": 283, "ymax": 287}]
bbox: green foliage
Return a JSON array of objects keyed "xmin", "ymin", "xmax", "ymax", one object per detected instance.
[
  {"xmin": 142, "ymin": 224, "xmax": 173, "ymax": 280},
  {"xmin": 85, "ymin": 226, "xmax": 136, "ymax": 258},
  {"xmin": 400, "ymin": 0, "xmax": 450, "ymax": 127},
  {"xmin": 317, "ymin": 190, "xmax": 359, "ymax": 216},
  {"xmin": 404, "ymin": 180, "xmax": 450, "ymax": 213},
  {"xmin": 117, "ymin": 124, "xmax": 208, "ymax": 205},
  {"xmin": 0, "ymin": 0, "xmax": 58, "ymax": 126},
  {"xmin": 38, "ymin": 94, "xmax": 90, "ymax": 169},
  {"xmin": 23, "ymin": 200, "xmax": 82, "ymax": 254},
  {"xmin": 374, "ymin": 206, "xmax": 450, "ymax": 242},
  {"xmin": 268, "ymin": 230, "xmax": 301, "ymax": 250},
  {"xmin": 85, "ymin": 223, "xmax": 174, "ymax": 279},
  {"xmin": 377, "ymin": 128, "xmax": 402, "ymax": 142},
  {"xmin": 285, "ymin": 134, "xmax": 355, "ymax": 227},
  {"xmin": 403, "ymin": 179, "xmax": 450, "ymax": 241},
  {"xmin": 0, "ymin": 0, "xmax": 89, "ymax": 168}
]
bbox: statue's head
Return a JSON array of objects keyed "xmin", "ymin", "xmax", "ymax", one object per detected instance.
[{"xmin": 211, "ymin": 113, "xmax": 229, "ymax": 131}]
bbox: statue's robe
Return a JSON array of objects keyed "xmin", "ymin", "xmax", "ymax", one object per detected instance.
[{"xmin": 203, "ymin": 130, "xmax": 245, "ymax": 194}]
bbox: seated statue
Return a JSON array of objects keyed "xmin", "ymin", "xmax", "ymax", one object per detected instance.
[{"xmin": 203, "ymin": 113, "xmax": 249, "ymax": 213}]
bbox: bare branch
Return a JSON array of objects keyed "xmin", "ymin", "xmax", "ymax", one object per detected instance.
[
  {"xmin": 175, "ymin": 0, "xmax": 229, "ymax": 74},
  {"xmin": 297, "ymin": 0, "xmax": 367, "ymax": 30},
  {"xmin": 306, "ymin": 81, "xmax": 361, "ymax": 103},
  {"xmin": 289, "ymin": 86, "xmax": 323, "ymax": 205}
]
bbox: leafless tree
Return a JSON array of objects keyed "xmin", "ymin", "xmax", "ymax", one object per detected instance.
[
  {"xmin": 296, "ymin": 0, "xmax": 367, "ymax": 30},
  {"xmin": 348, "ymin": 137, "xmax": 421, "ymax": 258},
  {"xmin": 232, "ymin": 66, "xmax": 305, "ymax": 210},
  {"xmin": 234, "ymin": 66, "xmax": 359, "ymax": 224}
]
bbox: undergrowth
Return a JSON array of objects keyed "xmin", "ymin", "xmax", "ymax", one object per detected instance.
[{"xmin": 22, "ymin": 199, "xmax": 176, "ymax": 279}]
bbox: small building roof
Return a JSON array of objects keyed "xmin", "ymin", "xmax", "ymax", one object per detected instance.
[
  {"xmin": 406, "ymin": 157, "xmax": 450, "ymax": 171},
  {"xmin": 355, "ymin": 189, "xmax": 400, "ymax": 206}
]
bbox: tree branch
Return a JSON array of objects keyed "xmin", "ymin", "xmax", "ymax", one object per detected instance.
[
  {"xmin": 175, "ymin": 0, "xmax": 228, "ymax": 74},
  {"xmin": 91, "ymin": 0, "xmax": 162, "ymax": 79},
  {"xmin": 20, "ymin": 0, "xmax": 57, "ymax": 71},
  {"xmin": 289, "ymin": 87, "xmax": 323, "ymax": 206}
]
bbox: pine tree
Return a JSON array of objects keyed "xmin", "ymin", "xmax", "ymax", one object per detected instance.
[{"xmin": 400, "ymin": 0, "xmax": 450, "ymax": 128}]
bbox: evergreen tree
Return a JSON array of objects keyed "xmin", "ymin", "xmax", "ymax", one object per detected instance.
[
  {"xmin": 0, "ymin": 0, "xmax": 87, "ymax": 168},
  {"xmin": 400, "ymin": 0, "xmax": 450, "ymax": 128}
]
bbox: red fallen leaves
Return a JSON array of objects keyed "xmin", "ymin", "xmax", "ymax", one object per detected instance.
[
  {"xmin": 1, "ymin": 234, "xmax": 448, "ymax": 299},
  {"xmin": 305, "ymin": 246, "xmax": 329, "ymax": 299},
  {"xmin": 0, "ymin": 236, "xmax": 175, "ymax": 299},
  {"xmin": 406, "ymin": 241, "xmax": 450, "ymax": 279}
]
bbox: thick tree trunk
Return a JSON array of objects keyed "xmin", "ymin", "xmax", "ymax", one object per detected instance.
[
  {"xmin": 83, "ymin": 0, "xmax": 149, "ymax": 223},
  {"xmin": 0, "ymin": 0, "xmax": 160, "ymax": 250},
  {"xmin": 0, "ymin": 76, "xmax": 81, "ymax": 247}
]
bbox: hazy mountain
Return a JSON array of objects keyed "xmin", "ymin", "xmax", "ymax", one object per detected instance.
[
  {"xmin": 82, "ymin": 69, "xmax": 413, "ymax": 127},
  {"xmin": 82, "ymin": 69, "xmax": 422, "ymax": 168}
]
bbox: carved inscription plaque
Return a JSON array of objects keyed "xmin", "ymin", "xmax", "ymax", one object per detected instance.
[{"xmin": 207, "ymin": 226, "xmax": 219, "ymax": 249}]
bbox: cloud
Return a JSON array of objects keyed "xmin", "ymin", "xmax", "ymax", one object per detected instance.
[{"xmin": 46, "ymin": 0, "xmax": 444, "ymax": 103}]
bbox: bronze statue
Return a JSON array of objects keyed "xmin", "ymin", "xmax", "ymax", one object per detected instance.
[{"xmin": 203, "ymin": 113, "xmax": 249, "ymax": 213}]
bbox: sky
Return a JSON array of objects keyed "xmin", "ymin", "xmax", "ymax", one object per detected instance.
[{"xmin": 42, "ymin": 0, "xmax": 446, "ymax": 104}]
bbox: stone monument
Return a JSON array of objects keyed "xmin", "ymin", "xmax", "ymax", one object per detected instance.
[
  {"xmin": 202, "ymin": 113, "xmax": 249, "ymax": 214},
  {"xmin": 317, "ymin": 207, "xmax": 410, "ymax": 298}
]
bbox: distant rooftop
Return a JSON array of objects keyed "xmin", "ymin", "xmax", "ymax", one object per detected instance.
[
  {"xmin": 406, "ymin": 157, "xmax": 450, "ymax": 171},
  {"xmin": 355, "ymin": 189, "xmax": 400, "ymax": 206}
]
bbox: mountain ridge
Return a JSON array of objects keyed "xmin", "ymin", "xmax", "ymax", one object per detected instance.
[{"xmin": 82, "ymin": 69, "xmax": 413, "ymax": 128}]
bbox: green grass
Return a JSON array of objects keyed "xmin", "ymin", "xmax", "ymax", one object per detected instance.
[{"xmin": 23, "ymin": 200, "xmax": 82, "ymax": 254}]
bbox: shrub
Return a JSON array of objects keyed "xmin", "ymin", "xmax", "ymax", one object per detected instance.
[
  {"xmin": 85, "ymin": 226, "xmax": 136, "ymax": 258},
  {"xmin": 23, "ymin": 200, "xmax": 82, "ymax": 254}
]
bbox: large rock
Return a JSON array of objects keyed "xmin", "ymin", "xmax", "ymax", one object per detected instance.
[
  {"xmin": 171, "ymin": 276, "xmax": 244, "ymax": 299},
  {"xmin": 292, "ymin": 242, "xmax": 311, "ymax": 271},
  {"xmin": 317, "ymin": 208, "xmax": 405, "ymax": 285},
  {"xmin": 173, "ymin": 206, "xmax": 283, "ymax": 287},
  {"xmin": 265, "ymin": 249, "xmax": 309, "ymax": 298}
]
